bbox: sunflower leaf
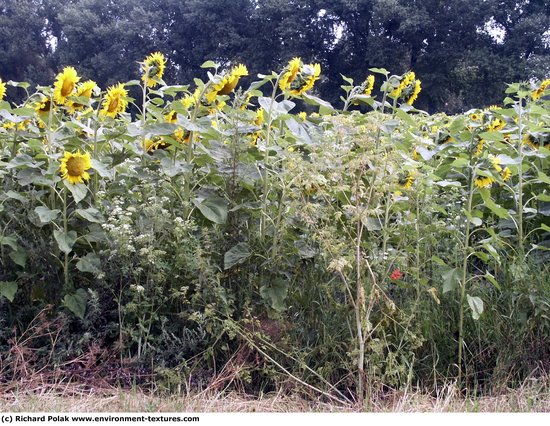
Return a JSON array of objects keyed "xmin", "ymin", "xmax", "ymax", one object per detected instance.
[
  {"xmin": 0, "ymin": 281, "xmax": 18, "ymax": 302},
  {"xmin": 467, "ymin": 294, "xmax": 484, "ymax": 320},
  {"xmin": 76, "ymin": 253, "xmax": 102, "ymax": 275},
  {"xmin": 224, "ymin": 242, "xmax": 251, "ymax": 270},
  {"xmin": 75, "ymin": 208, "xmax": 105, "ymax": 223},
  {"xmin": 260, "ymin": 278, "xmax": 289, "ymax": 312},
  {"xmin": 64, "ymin": 181, "xmax": 87, "ymax": 203},
  {"xmin": 192, "ymin": 195, "xmax": 228, "ymax": 224},
  {"xmin": 63, "ymin": 288, "xmax": 88, "ymax": 319},
  {"xmin": 54, "ymin": 230, "xmax": 78, "ymax": 255},
  {"xmin": 34, "ymin": 206, "xmax": 60, "ymax": 224}
]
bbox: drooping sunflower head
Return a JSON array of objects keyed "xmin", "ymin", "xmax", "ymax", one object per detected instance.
[
  {"xmin": 53, "ymin": 66, "xmax": 80, "ymax": 105},
  {"xmin": 100, "ymin": 83, "xmax": 128, "ymax": 118},
  {"xmin": 392, "ymin": 71, "xmax": 421, "ymax": 105},
  {"xmin": 0, "ymin": 78, "xmax": 6, "ymax": 101},
  {"xmin": 279, "ymin": 58, "xmax": 302, "ymax": 91},
  {"xmin": 474, "ymin": 139, "xmax": 485, "ymax": 156},
  {"xmin": 523, "ymin": 132, "xmax": 539, "ymax": 149},
  {"xmin": 206, "ymin": 64, "xmax": 249, "ymax": 103},
  {"xmin": 398, "ymin": 171, "xmax": 415, "ymax": 190},
  {"xmin": 501, "ymin": 167, "xmax": 512, "ymax": 181},
  {"xmin": 59, "ymin": 150, "xmax": 92, "ymax": 184},
  {"xmin": 489, "ymin": 155, "xmax": 502, "ymax": 173},
  {"xmin": 390, "ymin": 71, "xmax": 415, "ymax": 99},
  {"xmin": 68, "ymin": 80, "xmax": 98, "ymax": 113},
  {"xmin": 141, "ymin": 52, "xmax": 167, "ymax": 88},
  {"xmin": 474, "ymin": 175, "xmax": 495, "ymax": 189},
  {"xmin": 362, "ymin": 74, "xmax": 375, "ymax": 96},
  {"xmin": 289, "ymin": 63, "xmax": 321, "ymax": 96},
  {"xmin": 532, "ymin": 78, "xmax": 550, "ymax": 100},
  {"xmin": 34, "ymin": 96, "xmax": 52, "ymax": 115},
  {"xmin": 279, "ymin": 58, "xmax": 321, "ymax": 96}
]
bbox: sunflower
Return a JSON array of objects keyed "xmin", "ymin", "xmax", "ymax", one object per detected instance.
[
  {"xmin": 523, "ymin": 133, "xmax": 538, "ymax": 149},
  {"xmin": 100, "ymin": 83, "xmax": 128, "ymax": 118},
  {"xmin": 279, "ymin": 58, "xmax": 321, "ymax": 96},
  {"xmin": 399, "ymin": 171, "xmax": 415, "ymax": 189},
  {"xmin": 181, "ymin": 88, "xmax": 201, "ymax": 109},
  {"xmin": 405, "ymin": 79, "xmax": 422, "ymax": 105},
  {"xmin": 144, "ymin": 136, "xmax": 169, "ymax": 153},
  {"xmin": 67, "ymin": 80, "xmax": 97, "ymax": 113},
  {"xmin": 501, "ymin": 167, "xmax": 512, "ymax": 181},
  {"xmin": 206, "ymin": 64, "xmax": 248, "ymax": 103},
  {"xmin": 474, "ymin": 175, "xmax": 495, "ymax": 189},
  {"xmin": 59, "ymin": 150, "xmax": 92, "ymax": 184},
  {"xmin": 487, "ymin": 118, "xmax": 505, "ymax": 131},
  {"xmin": 474, "ymin": 139, "xmax": 485, "ymax": 156},
  {"xmin": 141, "ymin": 52, "xmax": 167, "ymax": 88},
  {"xmin": 489, "ymin": 155, "xmax": 502, "ymax": 173},
  {"xmin": 0, "ymin": 78, "xmax": 6, "ymax": 101},
  {"xmin": 362, "ymin": 74, "xmax": 375, "ymax": 96},
  {"xmin": 470, "ymin": 112, "xmax": 481, "ymax": 121},
  {"xmin": 390, "ymin": 71, "xmax": 415, "ymax": 99},
  {"xmin": 532, "ymin": 78, "xmax": 550, "ymax": 100},
  {"xmin": 164, "ymin": 110, "xmax": 189, "ymax": 144},
  {"xmin": 249, "ymin": 108, "xmax": 265, "ymax": 146},
  {"xmin": 53, "ymin": 67, "xmax": 80, "ymax": 105},
  {"xmin": 279, "ymin": 58, "xmax": 302, "ymax": 91}
]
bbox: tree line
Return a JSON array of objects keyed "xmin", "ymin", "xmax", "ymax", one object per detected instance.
[{"xmin": 1, "ymin": 0, "xmax": 549, "ymax": 113}]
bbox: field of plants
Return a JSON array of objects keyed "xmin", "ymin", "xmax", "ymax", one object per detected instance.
[{"xmin": 0, "ymin": 53, "xmax": 549, "ymax": 405}]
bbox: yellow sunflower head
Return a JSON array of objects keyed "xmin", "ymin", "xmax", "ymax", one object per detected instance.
[
  {"xmin": 489, "ymin": 155, "xmax": 502, "ymax": 173},
  {"xmin": 280, "ymin": 60, "xmax": 321, "ymax": 96},
  {"xmin": 206, "ymin": 64, "xmax": 249, "ymax": 103},
  {"xmin": 181, "ymin": 88, "xmax": 201, "ymax": 109},
  {"xmin": 100, "ymin": 83, "xmax": 128, "ymax": 118},
  {"xmin": 501, "ymin": 167, "xmax": 512, "ymax": 181},
  {"xmin": 474, "ymin": 139, "xmax": 485, "ymax": 156},
  {"xmin": 398, "ymin": 171, "xmax": 415, "ymax": 190},
  {"xmin": 474, "ymin": 175, "xmax": 495, "ymax": 189},
  {"xmin": 391, "ymin": 72, "xmax": 421, "ymax": 105},
  {"xmin": 67, "ymin": 80, "xmax": 98, "ymax": 113},
  {"xmin": 0, "ymin": 78, "xmax": 6, "ymax": 101},
  {"xmin": 279, "ymin": 57, "xmax": 302, "ymax": 91},
  {"xmin": 532, "ymin": 78, "xmax": 550, "ymax": 100},
  {"xmin": 59, "ymin": 150, "xmax": 92, "ymax": 184},
  {"xmin": 53, "ymin": 66, "xmax": 80, "ymax": 105},
  {"xmin": 141, "ymin": 52, "xmax": 167, "ymax": 88},
  {"xmin": 362, "ymin": 74, "xmax": 375, "ymax": 96}
]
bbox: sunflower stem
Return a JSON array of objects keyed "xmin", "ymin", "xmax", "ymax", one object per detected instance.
[
  {"xmin": 62, "ymin": 185, "xmax": 70, "ymax": 293},
  {"xmin": 458, "ymin": 144, "xmax": 475, "ymax": 388},
  {"xmin": 260, "ymin": 73, "xmax": 283, "ymax": 241},
  {"xmin": 516, "ymin": 94, "xmax": 525, "ymax": 259}
]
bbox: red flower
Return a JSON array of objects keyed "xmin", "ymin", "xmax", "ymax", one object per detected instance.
[{"xmin": 390, "ymin": 269, "xmax": 403, "ymax": 280}]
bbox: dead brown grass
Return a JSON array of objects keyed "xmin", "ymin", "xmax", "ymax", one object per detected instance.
[{"xmin": 1, "ymin": 378, "xmax": 549, "ymax": 413}]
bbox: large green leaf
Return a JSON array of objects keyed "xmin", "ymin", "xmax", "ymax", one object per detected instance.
[
  {"xmin": 224, "ymin": 242, "xmax": 251, "ymax": 270},
  {"xmin": 260, "ymin": 278, "xmax": 289, "ymax": 312},
  {"xmin": 467, "ymin": 294, "xmax": 484, "ymax": 320},
  {"xmin": 0, "ymin": 281, "xmax": 18, "ymax": 302},
  {"xmin": 63, "ymin": 288, "xmax": 88, "ymax": 319},
  {"xmin": 34, "ymin": 206, "xmax": 60, "ymax": 224},
  {"xmin": 192, "ymin": 195, "xmax": 228, "ymax": 224},
  {"xmin": 76, "ymin": 253, "xmax": 102, "ymax": 275},
  {"xmin": 478, "ymin": 188, "xmax": 510, "ymax": 219},
  {"xmin": 64, "ymin": 181, "xmax": 87, "ymax": 203},
  {"xmin": 442, "ymin": 268, "xmax": 461, "ymax": 293},
  {"xmin": 75, "ymin": 207, "xmax": 105, "ymax": 223},
  {"xmin": 54, "ymin": 230, "xmax": 78, "ymax": 254}
]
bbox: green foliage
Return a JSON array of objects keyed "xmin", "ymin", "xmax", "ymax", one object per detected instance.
[{"xmin": 0, "ymin": 55, "xmax": 549, "ymax": 400}]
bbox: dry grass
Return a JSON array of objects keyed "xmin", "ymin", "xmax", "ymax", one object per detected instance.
[{"xmin": 1, "ymin": 378, "xmax": 549, "ymax": 412}]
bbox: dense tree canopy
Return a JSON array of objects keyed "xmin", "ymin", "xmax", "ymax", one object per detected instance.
[{"xmin": 1, "ymin": 0, "xmax": 549, "ymax": 112}]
